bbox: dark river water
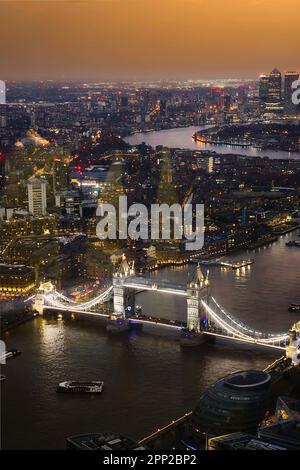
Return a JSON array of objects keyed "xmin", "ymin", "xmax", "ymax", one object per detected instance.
[
  {"xmin": 1, "ymin": 232, "xmax": 300, "ymax": 449},
  {"xmin": 125, "ymin": 126, "xmax": 300, "ymax": 160}
]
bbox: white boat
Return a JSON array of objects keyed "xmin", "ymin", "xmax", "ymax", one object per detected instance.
[
  {"xmin": 56, "ymin": 381, "xmax": 104, "ymax": 393},
  {"xmin": 0, "ymin": 349, "xmax": 21, "ymax": 362}
]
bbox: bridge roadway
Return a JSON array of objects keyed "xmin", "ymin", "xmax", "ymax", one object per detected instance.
[
  {"xmin": 43, "ymin": 305, "xmax": 286, "ymax": 351},
  {"xmin": 38, "ymin": 277, "xmax": 289, "ymax": 352},
  {"xmin": 44, "ymin": 306, "xmax": 186, "ymax": 330}
]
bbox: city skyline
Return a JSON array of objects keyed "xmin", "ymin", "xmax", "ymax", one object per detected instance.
[
  {"xmin": 0, "ymin": 0, "xmax": 299, "ymax": 81},
  {"xmin": 1, "ymin": 2, "xmax": 300, "ymax": 455}
]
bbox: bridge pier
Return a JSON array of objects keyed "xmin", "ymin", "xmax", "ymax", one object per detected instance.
[
  {"xmin": 187, "ymin": 264, "xmax": 209, "ymax": 331},
  {"xmin": 181, "ymin": 265, "xmax": 210, "ymax": 346},
  {"xmin": 113, "ymin": 276, "xmax": 126, "ymax": 319},
  {"xmin": 286, "ymin": 323, "xmax": 300, "ymax": 365},
  {"xmin": 33, "ymin": 282, "xmax": 55, "ymax": 315},
  {"xmin": 107, "ymin": 256, "xmax": 135, "ymax": 333}
]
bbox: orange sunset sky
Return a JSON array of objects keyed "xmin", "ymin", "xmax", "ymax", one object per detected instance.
[{"xmin": 0, "ymin": 0, "xmax": 299, "ymax": 80}]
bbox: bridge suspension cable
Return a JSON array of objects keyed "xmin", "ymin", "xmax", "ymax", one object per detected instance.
[
  {"xmin": 43, "ymin": 286, "xmax": 113, "ymax": 311},
  {"xmin": 38, "ymin": 279, "xmax": 290, "ymax": 350},
  {"xmin": 211, "ymin": 296, "xmax": 263, "ymax": 336},
  {"xmin": 202, "ymin": 300, "xmax": 289, "ymax": 346}
]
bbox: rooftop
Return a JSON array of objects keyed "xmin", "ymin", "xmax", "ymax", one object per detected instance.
[
  {"xmin": 66, "ymin": 433, "xmax": 146, "ymax": 450},
  {"xmin": 0, "ymin": 263, "xmax": 33, "ymax": 275},
  {"xmin": 224, "ymin": 370, "xmax": 271, "ymax": 390}
]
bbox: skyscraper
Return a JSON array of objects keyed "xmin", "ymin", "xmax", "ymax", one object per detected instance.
[
  {"xmin": 27, "ymin": 178, "xmax": 47, "ymax": 216},
  {"xmin": 259, "ymin": 74, "xmax": 269, "ymax": 103},
  {"xmin": 0, "ymin": 80, "xmax": 5, "ymax": 105},
  {"xmin": 224, "ymin": 95, "xmax": 231, "ymax": 111},
  {"xmin": 284, "ymin": 71, "xmax": 299, "ymax": 114},
  {"xmin": 267, "ymin": 68, "xmax": 282, "ymax": 103},
  {"xmin": 0, "ymin": 152, "xmax": 4, "ymax": 190}
]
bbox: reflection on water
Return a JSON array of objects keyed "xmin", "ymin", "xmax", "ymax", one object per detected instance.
[
  {"xmin": 1, "ymin": 233, "xmax": 300, "ymax": 449},
  {"xmin": 137, "ymin": 232, "xmax": 300, "ymax": 333},
  {"xmin": 125, "ymin": 126, "xmax": 300, "ymax": 160}
]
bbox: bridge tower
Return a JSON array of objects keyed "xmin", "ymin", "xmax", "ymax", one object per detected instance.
[
  {"xmin": 33, "ymin": 281, "xmax": 55, "ymax": 315},
  {"xmin": 186, "ymin": 264, "xmax": 209, "ymax": 332},
  {"xmin": 286, "ymin": 322, "xmax": 300, "ymax": 366},
  {"xmin": 112, "ymin": 255, "xmax": 135, "ymax": 319}
]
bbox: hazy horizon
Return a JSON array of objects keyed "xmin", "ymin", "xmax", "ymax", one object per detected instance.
[{"xmin": 0, "ymin": 0, "xmax": 299, "ymax": 81}]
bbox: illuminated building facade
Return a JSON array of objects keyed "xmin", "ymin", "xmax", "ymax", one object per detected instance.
[
  {"xmin": 27, "ymin": 178, "xmax": 47, "ymax": 216},
  {"xmin": 0, "ymin": 263, "xmax": 36, "ymax": 298},
  {"xmin": 197, "ymin": 156, "xmax": 214, "ymax": 174}
]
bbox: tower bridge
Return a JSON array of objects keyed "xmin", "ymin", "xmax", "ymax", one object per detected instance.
[
  {"xmin": 112, "ymin": 255, "xmax": 209, "ymax": 332},
  {"xmin": 32, "ymin": 255, "xmax": 300, "ymax": 365}
]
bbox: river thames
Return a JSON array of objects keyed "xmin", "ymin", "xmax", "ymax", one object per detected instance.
[
  {"xmin": 125, "ymin": 126, "xmax": 300, "ymax": 160},
  {"xmin": 1, "ymin": 232, "xmax": 300, "ymax": 449}
]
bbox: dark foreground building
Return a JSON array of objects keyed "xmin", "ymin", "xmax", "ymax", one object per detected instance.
[
  {"xmin": 208, "ymin": 422, "xmax": 300, "ymax": 451},
  {"xmin": 209, "ymin": 396, "xmax": 300, "ymax": 451},
  {"xmin": 191, "ymin": 370, "xmax": 271, "ymax": 437},
  {"xmin": 66, "ymin": 433, "xmax": 146, "ymax": 450},
  {"xmin": 65, "ymin": 365, "xmax": 300, "ymax": 450}
]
